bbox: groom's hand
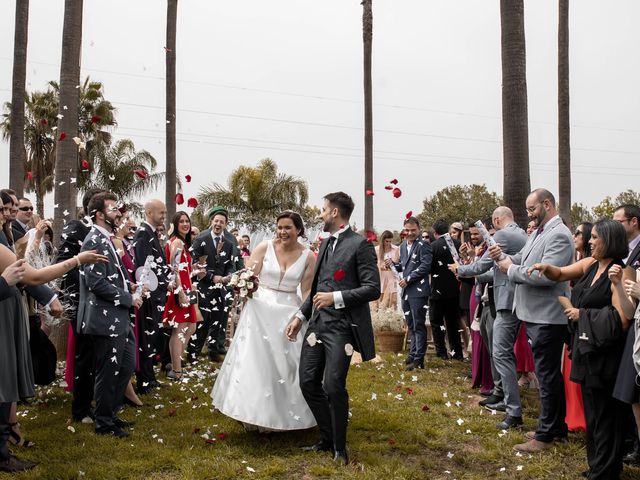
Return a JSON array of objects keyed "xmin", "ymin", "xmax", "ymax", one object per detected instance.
[
  {"xmin": 313, "ymin": 292, "xmax": 333, "ymax": 310},
  {"xmin": 285, "ymin": 317, "xmax": 302, "ymax": 341}
]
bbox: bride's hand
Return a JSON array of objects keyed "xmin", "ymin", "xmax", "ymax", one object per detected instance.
[{"xmin": 285, "ymin": 317, "xmax": 302, "ymax": 342}]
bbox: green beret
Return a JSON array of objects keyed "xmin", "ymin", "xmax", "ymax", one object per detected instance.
[{"xmin": 207, "ymin": 205, "xmax": 228, "ymax": 220}]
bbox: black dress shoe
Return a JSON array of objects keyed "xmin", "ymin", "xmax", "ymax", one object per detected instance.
[
  {"xmin": 478, "ymin": 394, "xmax": 503, "ymax": 407},
  {"xmin": 496, "ymin": 414, "xmax": 523, "ymax": 430},
  {"xmin": 623, "ymin": 445, "xmax": 640, "ymax": 466},
  {"xmin": 208, "ymin": 354, "xmax": 224, "ymax": 362},
  {"xmin": 301, "ymin": 441, "xmax": 333, "ymax": 452},
  {"xmin": 333, "ymin": 450, "xmax": 349, "ymax": 465},
  {"xmin": 485, "ymin": 402, "xmax": 507, "ymax": 412},
  {"xmin": 406, "ymin": 360, "xmax": 424, "ymax": 371},
  {"xmin": 95, "ymin": 425, "xmax": 129, "ymax": 438},
  {"xmin": 0, "ymin": 455, "xmax": 37, "ymax": 472},
  {"xmin": 405, "ymin": 356, "xmax": 414, "ymax": 365},
  {"xmin": 114, "ymin": 418, "xmax": 135, "ymax": 429}
]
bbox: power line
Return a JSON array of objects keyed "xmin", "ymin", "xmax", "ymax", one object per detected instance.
[{"xmin": 1, "ymin": 55, "xmax": 639, "ymax": 134}]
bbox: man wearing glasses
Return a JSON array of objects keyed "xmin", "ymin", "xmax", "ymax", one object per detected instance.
[{"xmin": 12, "ymin": 198, "xmax": 34, "ymax": 242}]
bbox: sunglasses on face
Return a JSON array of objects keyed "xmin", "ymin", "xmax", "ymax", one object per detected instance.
[
  {"xmin": 19, "ymin": 206, "xmax": 34, "ymax": 212},
  {"xmin": 573, "ymin": 230, "xmax": 582, "ymax": 237}
]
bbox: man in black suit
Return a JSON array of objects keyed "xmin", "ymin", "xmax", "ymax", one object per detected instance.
[
  {"xmin": 188, "ymin": 206, "xmax": 235, "ymax": 362},
  {"xmin": 11, "ymin": 197, "xmax": 34, "ymax": 242},
  {"xmin": 78, "ymin": 192, "xmax": 142, "ymax": 437},
  {"xmin": 56, "ymin": 187, "xmax": 105, "ymax": 422},
  {"xmin": 133, "ymin": 200, "xmax": 171, "ymax": 393},
  {"xmin": 429, "ymin": 219, "xmax": 463, "ymax": 360},
  {"xmin": 286, "ymin": 192, "xmax": 381, "ymax": 465}
]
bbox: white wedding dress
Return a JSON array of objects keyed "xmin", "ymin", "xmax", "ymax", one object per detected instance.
[{"xmin": 211, "ymin": 240, "xmax": 316, "ymax": 431}]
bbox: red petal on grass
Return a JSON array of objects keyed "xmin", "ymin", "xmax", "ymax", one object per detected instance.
[
  {"xmin": 217, "ymin": 432, "xmax": 227, "ymax": 440},
  {"xmin": 40, "ymin": 118, "xmax": 48, "ymax": 125},
  {"xmin": 205, "ymin": 439, "xmax": 216, "ymax": 445},
  {"xmin": 421, "ymin": 404, "xmax": 430, "ymax": 412}
]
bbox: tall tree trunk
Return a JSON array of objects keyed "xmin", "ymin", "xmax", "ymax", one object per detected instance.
[
  {"xmin": 52, "ymin": 0, "xmax": 83, "ymax": 359},
  {"xmin": 500, "ymin": 0, "xmax": 531, "ymax": 227},
  {"xmin": 36, "ymin": 186, "xmax": 44, "ymax": 218},
  {"xmin": 362, "ymin": 0, "xmax": 373, "ymax": 231},
  {"xmin": 9, "ymin": 0, "xmax": 29, "ymax": 197},
  {"xmin": 165, "ymin": 0, "xmax": 178, "ymax": 222},
  {"xmin": 558, "ymin": 0, "xmax": 571, "ymax": 228}
]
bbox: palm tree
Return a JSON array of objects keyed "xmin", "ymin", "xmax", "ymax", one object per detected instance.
[
  {"xmin": 558, "ymin": 0, "xmax": 571, "ymax": 228},
  {"xmin": 9, "ymin": 0, "xmax": 29, "ymax": 197},
  {"xmin": 198, "ymin": 158, "xmax": 313, "ymax": 229},
  {"xmin": 165, "ymin": 0, "xmax": 178, "ymax": 221},
  {"xmin": 500, "ymin": 0, "xmax": 531, "ymax": 227},
  {"xmin": 53, "ymin": 0, "xmax": 84, "ymax": 243},
  {"xmin": 79, "ymin": 139, "xmax": 172, "ymax": 214},
  {"xmin": 362, "ymin": 0, "xmax": 374, "ymax": 231}
]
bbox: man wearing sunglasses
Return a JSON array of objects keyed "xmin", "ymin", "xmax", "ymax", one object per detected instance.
[{"xmin": 11, "ymin": 198, "xmax": 34, "ymax": 242}]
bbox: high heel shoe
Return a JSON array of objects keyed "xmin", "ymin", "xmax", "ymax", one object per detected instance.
[
  {"xmin": 167, "ymin": 369, "xmax": 183, "ymax": 380},
  {"xmin": 123, "ymin": 397, "xmax": 144, "ymax": 407},
  {"xmin": 8, "ymin": 422, "xmax": 35, "ymax": 448}
]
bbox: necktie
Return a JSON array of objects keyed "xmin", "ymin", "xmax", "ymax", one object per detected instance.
[
  {"xmin": 214, "ymin": 236, "xmax": 221, "ymax": 249},
  {"xmin": 326, "ymin": 236, "xmax": 336, "ymax": 260}
]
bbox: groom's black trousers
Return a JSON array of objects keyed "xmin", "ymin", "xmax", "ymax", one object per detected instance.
[{"xmin": 299, "ymin": 315, "xmax": 353, "ymax": 451}]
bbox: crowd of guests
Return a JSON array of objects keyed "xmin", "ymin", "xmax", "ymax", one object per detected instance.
[
  {"xmin": 2, "ymin": 183, "xmax": 640, "ymax": 478},
  {"xmin": 0, "ymin": 184, "xmax": 247, "ymax": 472},
  {"xmin": 371, "ymin": 188, "xmax": 640, "ymax": 479}
]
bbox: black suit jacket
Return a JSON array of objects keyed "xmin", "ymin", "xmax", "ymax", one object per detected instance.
[
  {"xmin": 133, "ymin": 223, "xmax": 170, "ymax": 305},
  {"xmin": 626, "ymin": 240, "xmax": 640, "ymax": 269},
  {"xmin": 430, "ymin": 236, "xmax": 461, "ymax": 300},
  {"xmin": 11, "ymin": 220, "xmax": 27, "ymax": 242},
  {"xmin": 192, "ymin": 229, "xmax": 234, "ymax": 312},
  {"xmin": 55, "ymin": 218, "xmax": 92, "ymax": 306},
  {"xmin": 300, "ymin": 228, "xmax": 381, "ymax": 361}
]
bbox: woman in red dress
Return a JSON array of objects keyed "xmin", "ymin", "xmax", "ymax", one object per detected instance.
[{"xmin": 162, "ymin": 211, "xmax": 197, "ymax": 380}]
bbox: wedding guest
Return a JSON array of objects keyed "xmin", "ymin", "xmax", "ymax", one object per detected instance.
[
  {"xmin": 490, "ymin": 189, "xmax": 574, "ymax": 452},
  {"xmin": 429, "ymin": 219, "xmax": 463, "ymax": 360},
  {"xmin": 526, "ymin": 220, "xmax": 537, "ymax": 235},
  {"xmin": 78, "ymin": 192, "xmax": 142, "ymax": 437},
  {"xmin": 188, "ymin": 207, "xmax": 235, "ymax": 362},
  {"xmin": 390, "ymin": 217, "xmax": 433, "ymax": 370},
  {"xmin": 11, "ymin": 197, "xmax": 34, "ymax": 243},
  {"xmin": 375, "ymin": 230, "xmax": 399, "ymax": 310},
  {"xmin": 156, "ymin": 224, "xmax": 167, "ymax": 250},
  {"xmin": 562, "ymin": 221, "xmax": 593, "ymax": 432},
  {"xmin": 1, "ymin": 225, "xmax": 106, "ymax": 471},
  {"xmin": 449, "ymin": 222, "xmax": 463, "ymax": 241},
  {"xmin": 57, "ymin": 187, "xmax": 105, "ymax": 423},
  {"xmin": 530, "ymin": 219, "xmax": 636, "ymax": 478},
  {"xmin": 133, "ymin": 200, "xmax": 171, "ymax": 394},
  {"xmin": 112, "ymin": 214, "xmax": 144, "ymax": 408},
  {"xmin": 612, "ymin": 203, "xmax": 640, "ymax": 466},
  {"xmin": 162, "ymin": 211, "xmax": 197, "ymax": 380},
  {"xmin": 240, "ymin": 234, "xmax": 251, "ymax": 257}
]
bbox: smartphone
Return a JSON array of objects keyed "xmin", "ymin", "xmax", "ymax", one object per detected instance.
[{"xmin": 463, "ymin": 230, "xmax": 471, "ymax": 244}]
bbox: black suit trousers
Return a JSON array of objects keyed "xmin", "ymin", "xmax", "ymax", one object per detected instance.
[
  {"xmin": 0, "ymin": 402, "xmax": 11, "ymax": 461},
  {"xmin": 71, "ymin": 331, "xmax": 96, "ymax": 419},
  {"xmin": 188, "ymin": 291, "xmax": 226, "ymax": 359},
  {"xmin": 136, "ymin": 299, "xmax": 164, "ymax": 387},
  {"xmin": 299, "ymin": 315, "xmax": 354, "ymax": 451},
  {"xmin": 430, "ymin": 297, "xmax": 463, "ymax": 359},
  {"xmin": 92, "ymin": 329, "xmax": 136, "ymax": 429}
]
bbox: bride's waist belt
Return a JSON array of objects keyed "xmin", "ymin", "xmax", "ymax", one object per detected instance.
[{"xmin": 261, "ymin": 285, "xmax": 297, "ymax": 294}]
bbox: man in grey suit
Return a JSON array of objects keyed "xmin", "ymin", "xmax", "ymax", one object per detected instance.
[
  {"xmin": 286, "ymin": 192, "xmax": 380, "ymax": 466},
  {"xmin": 78, "ymin": 192, "xmax": 143, "ymax": 438},
  {"xmin": 490, "ymin": 189, "xmax": 574, "ymax": 452},
  {"xmin": 451, "ymin": 207, "xmax": 527, "ymax": 429},
  {"xmin": 389, "ymin": 216, "xmax": 432, "ymax": 370}
]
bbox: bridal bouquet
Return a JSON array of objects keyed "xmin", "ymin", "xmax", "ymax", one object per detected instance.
[{"xmin": 228, "ymin": 268, "xmax": 259, "ymax": 299}]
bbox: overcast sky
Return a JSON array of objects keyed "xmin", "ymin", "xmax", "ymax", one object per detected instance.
[{"xmin": 1, "ymin": 0, "xmax": 639, "ymax": 230}]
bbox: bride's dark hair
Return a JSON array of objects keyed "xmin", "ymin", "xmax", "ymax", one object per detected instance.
[{"xmin": 276, "ymin": 211, "xmax": 306, "ymax": 240}]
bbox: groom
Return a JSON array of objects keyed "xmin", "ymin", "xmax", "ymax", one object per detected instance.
[{"xmin": 286, "ymin": 192, "xmax": 381, "ymax": 465}]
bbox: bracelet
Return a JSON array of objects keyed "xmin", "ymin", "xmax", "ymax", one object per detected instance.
[{"xmin": 75, "ymin": 256, "xmax": 81, "ymax": 268}]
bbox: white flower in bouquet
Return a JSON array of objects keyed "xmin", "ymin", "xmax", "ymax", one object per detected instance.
[
  {"xmin": 229, "ymin": 274, "xmax": 239, "ymax": 286},
  {"xmin": 246, "ymin": 281, "xmax": 254, "ymax": 290},
  {"xmin": 239, "ymin": 287, "xmax": 249, "ymax": 298},
  {"xmin": 238, "ymin": 279, "xmax": 246, "ymax": 288},
  {"xmin": 240, "ymin": 271, "xmax": 250, "ymax": 280}
]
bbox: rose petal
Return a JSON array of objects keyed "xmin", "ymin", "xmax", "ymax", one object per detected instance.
[
  {"xmin": 187, "ymin": 197, "xmax": 198, "ymax": 208},
  {"xmin": 384, "ymin": 185, "xmax": 393, "ymax": 190},
  {"xmin": 392, "ymin": 187, "xmax": 402, "ymax": 198},
  {"xmin": 26, "ymin": 171, "xmax": 33, "ymax": 181},
  {"xmin": 365, "ymin": 189, "xmax": 374, "ymax": 196},
  {"xmin": 91, "ymin": 115, "xmax": 100, "ymax": 124},
  {"xmin": 306, "ymin": 332, "xmax": 317, "ymax": 347},
  {"xmin": 185, "ymin": 174, "xmax": 192, "ymax": 182},
  {"xmin": 175, "ymin": 193, "xmax": 184, "ymax": 205},
  {"xmin": 405, "ymin": 211, "xmax": 413, "ymax": 219},
  {"xmin": 59, "ymin": 132, "xmax": 66, "ymax": 141},
  {"xmin": 365, "ymin": 230, "xmax": 377, "ymax": 243},
  {"xmin": 333, "ymin": 269, "xmax": 346, "ymax": 281},
  {"xmin": 134, "ymin": 169, "xmax": 146, "ymax": 179},
  {"xmin": 389, "ymin": 178, "xmax": 398, "ymax": 185},
  {"xmin": 81, "ymin": 160, "xmax": 90, "ymax": 171}
]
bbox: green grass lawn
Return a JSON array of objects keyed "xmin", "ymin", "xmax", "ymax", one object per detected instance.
[{"xmin": 4, "ymin": 354, "xmax": 639, "ymax": 480}]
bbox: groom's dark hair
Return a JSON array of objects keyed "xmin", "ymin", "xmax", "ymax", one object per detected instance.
[{"xmin": 324, "ymin": 192, "xmax": 354, "ymax": 220}]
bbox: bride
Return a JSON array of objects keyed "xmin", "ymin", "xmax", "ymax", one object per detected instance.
[{"xmin": 211, "ymin": 211, "xmax": 317, "ymax": 431}]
